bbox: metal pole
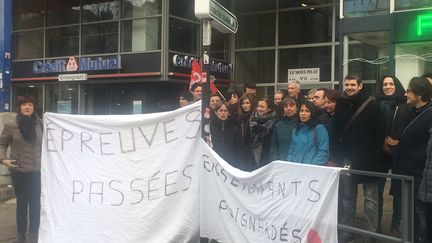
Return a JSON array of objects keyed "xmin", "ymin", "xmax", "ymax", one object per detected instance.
[{"xmin": 201, "ymin": 19, "xmax": 212, "ymax": 140}]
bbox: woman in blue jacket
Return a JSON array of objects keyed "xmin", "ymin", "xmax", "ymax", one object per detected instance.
[{"xmin": 287, "ymin": 101, "xmax": 329, "ymax": 165}]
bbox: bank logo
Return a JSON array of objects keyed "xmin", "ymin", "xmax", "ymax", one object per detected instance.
[{"xmin": 66, "ymin": 57, "xmax": 79, "ymax": 72}]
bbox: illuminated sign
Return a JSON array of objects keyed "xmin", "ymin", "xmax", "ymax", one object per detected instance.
[
  {"xmin": 417, "ymin": 14, "xmax": 432, "ymax": 36},
  {"xmin": 33, "ymin": 56, "xmax": 121, "ymax": 74}
]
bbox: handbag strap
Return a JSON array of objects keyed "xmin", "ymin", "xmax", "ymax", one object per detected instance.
[{"xmin": 340, "ymin": 96, "xmax": 375, "ymax": 142}]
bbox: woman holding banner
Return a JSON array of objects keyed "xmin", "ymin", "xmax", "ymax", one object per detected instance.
[{"xmin": 0, "ymin": 95, "xmax": 43, "ymax": 243}]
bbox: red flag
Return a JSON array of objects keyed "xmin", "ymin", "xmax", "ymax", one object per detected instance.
[
  {"xmin": 190, "ymin": 59, "xmax": 202, "ymax": 91},
  {"xmin": 210, "ymin": 81, "xmax": 218, "ymax": 94}
]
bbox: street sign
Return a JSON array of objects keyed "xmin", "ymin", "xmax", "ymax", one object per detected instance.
[{"xmin": 195, "ymin": 0, "xmax": 238, "ymax": 33}]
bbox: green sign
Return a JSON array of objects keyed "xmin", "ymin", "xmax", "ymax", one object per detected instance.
[
  {"xmin": 417, "ymin": 13, "xmax": 432, "ymax": 36},
  {"xmin": 209, "ymin": 0, "xmax": 238, "ymax": 33}
]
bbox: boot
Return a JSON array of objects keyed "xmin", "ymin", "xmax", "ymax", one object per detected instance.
[
  {"xmin": 29, "ymin": 232, "xmax": 39, "ymax": 243},
  {"xmin": 14, "ymin": 233, "xmax": 25, "ymax": 243}
]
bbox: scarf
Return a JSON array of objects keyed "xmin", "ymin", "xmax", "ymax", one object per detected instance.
[{"xmin": 16, "ymin": 113, "xmax": 37, "ymax": 144}]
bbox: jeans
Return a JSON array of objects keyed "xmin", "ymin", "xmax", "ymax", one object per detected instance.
[
  {"xmin": 11, "ymin": 172, "xmax": 41, "ymax": 234},
  {"xmin": 339, "ymin": 174, "xmax": 378, "ymax": 242}
]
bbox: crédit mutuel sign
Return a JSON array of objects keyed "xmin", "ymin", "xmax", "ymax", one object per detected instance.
[{"xmin": 32, "ymin": 56, "xmax": 121, "ymax": 74}]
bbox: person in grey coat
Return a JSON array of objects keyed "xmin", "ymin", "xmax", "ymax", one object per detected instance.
[{"xmin": 0, "ymin": 96, "xmax": 43, "ymax": 243}]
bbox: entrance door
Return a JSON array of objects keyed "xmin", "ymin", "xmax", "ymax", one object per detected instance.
[
  {"xmin": 343, "ymin": 31, "xmax": 390, "ymax": 94},
  {"xmin": 85, "ymin": 84, "xmax": 136, "ymax": 115}
]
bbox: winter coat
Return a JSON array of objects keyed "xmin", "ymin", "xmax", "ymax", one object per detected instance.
[
  {"xmin": 394, "ymin": 103, "xmax": 432, "ymax": 188},
  {"xmin": 334, "ymin": 90, "xmax": 385, "ymax": 182},
  {"xmin": 287, "ymin": 123, "xmax": 329, "ymax": 165},
  {"xmin": 210, "ymin": 117, "xmax": 241, "ymax": 168},
  {"xmin": 0, "ymin": 118, "xmax": 43, "ymax": 173},
  {"xmin": 269, "ymin": 116, "xmax": 297, "ymax": 161},
  {"xmin": 249, "ymin": 112, "xmax": 277, "ymax": 169},
  {"xmin": 237, "ymin": 112, "xmax": 255, "ymax": 171},
  {"xmin": 317, "ymin": 109, "xmax": 334, "ymax": 160},
  {"xmin": 418, "ymin": 127, "xmax": 432, "ymax": 203}
]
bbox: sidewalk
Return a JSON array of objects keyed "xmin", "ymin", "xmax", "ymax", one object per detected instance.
[{"xmin": 0, "ymin": 198, "xmax": 17, "ymax": 243}]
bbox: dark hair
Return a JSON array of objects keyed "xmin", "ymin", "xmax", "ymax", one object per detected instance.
[
  {"xmin": 296, "ymin": 101, "xmax": 319, "ymax": 133},
  {"xmin": 316, "ymin": 88, "xmax": 330, "ymax": 99},
  {"xmin": 210, "ymin": 93, "xmax": 221, "ymax": 99},
  {"xmin": 280, "ymin": 97, "xmax": 298, "ymax": 117},
  {"xmin": 344, "ymin": 74, "xmax": 362, "ymax": 85},
  {"xmin": 408, "ymin": 77, "xmax": 432, "ymax": 102},
  {"xmin": 238, "ymin": 93, "xmax": 258, "ymax": 117},
  {"xmin": 326, "ymin": 89, "xmax": 340, "ymax": 102},
  {"xmin": 422, "ymin": 73, "xmax": 432, "ymax": 79},
  {"xmin": 17, "ymin": 95, "xmax": 36, "ymax": 110},
  {"xmin": 376, "ymin": 75, "xmax": 406, "ymax": 102},
  {"xmin": 191, "ymin": 82, "xmax": 202, "ymax": 92},
  {"xmin": 179, "ymin": 91, "xmax": 193, "ymax": 102},
  {"xmin": 243, "ymin": 82, "xmax": 256, "ymax": 92}
]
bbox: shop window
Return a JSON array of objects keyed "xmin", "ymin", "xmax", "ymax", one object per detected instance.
[
  {"xmin": 46, "ymin": 26, "xmax": 79, "ymax": 57},
  {"xmin": 211, "ymin": 29, "xmax": 230, "ymax": 61},
  {"xmin": 236, "ymin": 13, "xmax": 275, "ymax": 49},
  {"xmin": 235, "ymin": 50, "xmax": 275, "ymax": 84},
  {"xmin": 280, "ymin": 0, "xmax": 333, "ymax": 9},
  {"xmin": 82, "ymin": 22, "xmax": 119, "ymax": 54},
  {"xmin": 82, "ymin": 0, "xmax": 120, "ymax": 22},
  {"xmin": 13, "ymin": 30, "xmax": 43, "ymax": 60},
  {"xmin": 395, "ymin": 0, "xmax": 432, "ymax": 11},
  {"xmin": 343, "ymin": 0, "xmax": 389, "ymax": 18},
  {"xmin": 279, "ymin": 46, "xmax": 332, "ymax": 83},
  {"xmin": 169, "ymin": 18, "xmax": 199, "ymax": 54},
  {"xmin": 169, "ymin": 0, "xmax": 196, "ymax": 20},
  {"xmin": 46, "ymin": 0, "xmax": 80, "ymax": 27},
  {"xmin": 45, "ymin": 84, "xmax": 79, "ymax": 114},
  {"xmin": 12, "ymin": 84, "xmax": 44, "ymax": 117},
  {"xmin": 279, "ymin": 7, "xmax": 332, "ymax": 45},
  {"xmin": 122, "ymin": 0, "xmax": 161, "ymax": 18},
  {"xmin": 234, "ymin": 0, "xmax": 276, "ymax": 14},
  {"xmin": 13, "ymin": 0, "xmax": 44, "ymax": 30},
  {"xmin": 121, "ymin": 18, "xmax": 161, "ymax": 52}
]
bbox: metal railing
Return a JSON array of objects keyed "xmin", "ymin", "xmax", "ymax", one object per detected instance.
[{"xmin": 338, "ymin": 169, "xmax": 414, "ymax": 243}]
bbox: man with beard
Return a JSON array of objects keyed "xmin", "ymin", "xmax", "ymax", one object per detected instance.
[{"xmin": 334, "ymin": 74, "xmax": 385, "ymax": 243}]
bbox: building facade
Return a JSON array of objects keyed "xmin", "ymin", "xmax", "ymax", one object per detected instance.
[{"xmin": 2, "ymin": 0, "xmax": 432, "ymax": 115}]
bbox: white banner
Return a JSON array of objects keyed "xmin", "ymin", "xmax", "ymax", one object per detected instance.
[
  {"xmin": 40, "ymin": 103, "xmax": 202, "ymax": 243},
  {"xmin": 40, "ymin": 102, "xmax": 341, "ymax": 243},
  {"xmin": 200, "ymin": 143, "xmax": 341, "ymax": 243}
]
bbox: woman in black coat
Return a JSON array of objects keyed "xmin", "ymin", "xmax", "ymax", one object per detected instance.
[
  {"xmin": 375, "ymin": 75, "xmax": 410, "ymax": 232},
  {"xmin": 236, "ymin": 93, "xmax": 258, "ymax": 171},
  {"xmin": 210, "ymin": 101, "xmax": 242, "ymax": 169}
]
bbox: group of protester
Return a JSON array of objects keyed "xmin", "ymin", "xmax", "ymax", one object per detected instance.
[{"xmin": 182, "ymin": 74, "xmax": 432, "ymax": 243}]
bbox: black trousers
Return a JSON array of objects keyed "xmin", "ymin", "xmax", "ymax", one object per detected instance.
[{"xmin": 11, "ymin": 172, "xmax": 41, "ymax": 234}]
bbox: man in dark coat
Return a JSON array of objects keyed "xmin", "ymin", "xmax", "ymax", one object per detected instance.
[{"xmin": 334, "ymin": 74, "xmax": 385, "ymax": 242}]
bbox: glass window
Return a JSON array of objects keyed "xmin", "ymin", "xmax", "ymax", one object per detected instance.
[
  {"xmin": 46, "ymin": 0, "xmax": 80, "ymax": 27},
  {"xmin": 13, "ymin": 30, "xmax": 43, "ymax": 59},
  {"xmin": 211, "ymin": 29, "xmax": 230, "ymax": 60},
  {"xmin": 46, "ymin": 27, "xmax": 79, "ymax": 57},
  {"xmin": 45, "ymin": 84, "xmax": 79, "ymax": 114},
  {"xmin": 82, "ymin": 22, "xmax": 119, "ymax": 54},
  {"xmin": 122, "ymin": 0, "xmax": 161, "ymax": 18},
  {"xmin": 169, "ymin": 18, "xmax": 199, "ymax": 54},
  {"xmin": 234, "ymin": 0, "xmax": 276, "ymax": 14},
  {"xmin": 82, "ymin": 0, "xmax": 120, "ymax": 22},
  {"xmin": 279, "ymin": 7, "xmax": 332, "ymax": 45},
  {"xmin": 395, "ymin": 0, "xmax": 432, "ymax": 11},
  {"xmin": 395, "ymin": 42, "xmax": 432, "ymax": 88},
  {"xmin": 280, "ymin": 0, "xmax": 333, "ymax": 8},
  {"xmin": 236, "ymin": 13, "xmax": 275, "ymax": 49},
  {"xmin": 343, "ymin": 0, "xmax": 389, "ymax": 18},
  {"xmin": 169, "ymin": 0, "xmax": 196, "ymax": 20},
  {"xmin": 279, "ymin": 46, "xmax": 332, "ymax": 82},
  {"xmin": 12, "ymin": 84, "xmax": 44, "ymax": 116},
  {"xmin": 236, "ymin": 50, "xmax": 275, "ymax": 84},
  {"xmin": 121, "ymin": 18, "xmax": 161, "ymax": 52},
  {"xmin": 13, "ymin": 0, "xmax": 44, "ymax": 30}
]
